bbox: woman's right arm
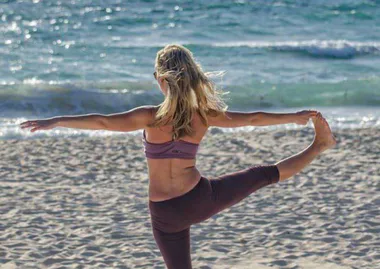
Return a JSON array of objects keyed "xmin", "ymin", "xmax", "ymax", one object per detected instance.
[
  {"xmin": 20, "ymin": 105, "xmax": 155, "ymax": 132},
  {"xmin": 20, "ymin": 114, "xmax": 106, "ymax": 132},
  {"xmin": 54, "ymin": 114, "xmax": 106, "ymax": 130}
]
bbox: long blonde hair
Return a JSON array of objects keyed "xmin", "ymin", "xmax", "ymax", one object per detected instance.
[{"xmin": 147, "ymin": 44, "xmax": 228, "ymax": 140}]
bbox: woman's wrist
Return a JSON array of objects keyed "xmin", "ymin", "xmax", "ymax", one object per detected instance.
[{"xmin": 51, "ymin": 116, "xmax": 75, "ymax": 129}]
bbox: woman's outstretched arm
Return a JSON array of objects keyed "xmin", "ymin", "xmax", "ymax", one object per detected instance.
[
  {"xmin": 251, "ymin": 110, "xmax": 318, "ymax": 126},
  {"xmin": 20, "ymin": 105, "xmax": 155, "ymax": 133},
  {"xmin": 208, "ymin": 110, "xmax": 318, "ymax": 128},
  {"xmin": 99, "ymin": 105, "xmax": 155, "ymax": 132}
]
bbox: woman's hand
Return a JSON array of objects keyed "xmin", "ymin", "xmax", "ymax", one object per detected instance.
[
  {"xmin": 293, "ymin": 110, "xmax": 318, "ymax": 125},
  {"xmin": 20, "ymin": 118, "xmax": 58, "ymax": 132}
]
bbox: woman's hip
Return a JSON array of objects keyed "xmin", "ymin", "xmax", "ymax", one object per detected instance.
[{"xmin": 148, "ymin": 176, "xmax": 215, "ymax": 233}]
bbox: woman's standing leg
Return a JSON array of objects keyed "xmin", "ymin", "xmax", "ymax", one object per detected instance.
[
  {"xmin": 275, "ymin": 113, "xmax": 336, "ymax": 182},
  {"xmin": 151, "ymin": 226, "xmax": 192, "ymax": 269}
]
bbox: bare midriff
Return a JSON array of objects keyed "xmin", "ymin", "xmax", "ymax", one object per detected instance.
[
  {"xmin": 144, "ymin": 108, "xmax": 210, "ymax": 202},
  {"xmin": 147, "ymin": 158, "xmax": 202, "ymax": 202}
]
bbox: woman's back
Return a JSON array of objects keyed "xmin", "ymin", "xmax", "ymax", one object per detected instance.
[{"xmin": 144, "ymin": 107, "xmax": 209, "ymax": 202}]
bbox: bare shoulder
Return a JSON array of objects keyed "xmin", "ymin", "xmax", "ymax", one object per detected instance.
[
  {"xmin": 136, "ymin": 105, "xmax": 158, "ymax": 120},
  {"xmin": 205, "ymin": 109, "xmax": 229, "ymax": 125},
  {"xmin": 101, "ymin": 105, "xmax": 159, "ymax": 132},
  {"xmin": 150, "ymin": 105, "xmax": 160, "ymax": 114},
  {"xmin": 147, "ymin": 105, "xmax": 160, "ymax": 121}
]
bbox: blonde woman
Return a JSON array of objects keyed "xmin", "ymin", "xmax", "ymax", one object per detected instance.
[{"xmin": 20, "ymin": 44, "xmax": 336, "ymax": 269}]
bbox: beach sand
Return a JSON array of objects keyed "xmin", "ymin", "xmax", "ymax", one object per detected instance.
[{"xmin": 1, "ymin": 127, "xmax": 379, "ymax": 269}]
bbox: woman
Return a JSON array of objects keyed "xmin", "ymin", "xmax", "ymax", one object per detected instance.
[{"xmin": 20, "ymin": 44, "xmax": 336, "ymax": 269}]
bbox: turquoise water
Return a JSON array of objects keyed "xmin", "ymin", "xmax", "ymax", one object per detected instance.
[{"xmin": 1, "ymin": 0, "xmax": 380, "ymax": 139}]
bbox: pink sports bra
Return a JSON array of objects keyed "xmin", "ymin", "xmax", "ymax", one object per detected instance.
[{"xmin": 142, "ymin": 130, "xmax": 199, "ymax": 159}]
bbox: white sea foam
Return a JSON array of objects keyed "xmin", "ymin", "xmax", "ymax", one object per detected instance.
[{"xmin": 211, "ymin": 40, "xmax": 380, "ymax": 58}]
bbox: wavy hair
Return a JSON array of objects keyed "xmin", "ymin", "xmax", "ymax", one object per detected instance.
[{"xmin": 147, "ymin": 44, "xmax": 229, "ymax": 140}]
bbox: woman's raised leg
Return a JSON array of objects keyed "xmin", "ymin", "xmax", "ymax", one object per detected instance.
[
  {"xmin": 204, "ymin": 113, "xmax": 336, "ymax": 217},
  {"xmin": 275, "ymin": 113, "xmax": 336, "ymax": 182},
  {"xmin": 208, "ymin": 164, "xmax": 280, "ymax": 214}
]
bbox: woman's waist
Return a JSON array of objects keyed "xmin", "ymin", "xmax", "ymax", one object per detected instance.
[
  {"xmin": 148, "ymin": 165, "xmax": 200, "ymax": 181},
  {"xmin": 148, "ymin": 168, "xmax": 202, "ymax": 202}
]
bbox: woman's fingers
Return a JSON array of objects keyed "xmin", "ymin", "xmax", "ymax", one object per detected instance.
[
  {"xmin": 23, "ymin": 123, "xmax": 39, "ymax": 129},
  {"xmin": 21, "ymin": 123, "xmax": 36, "ymax": 129},
  {"xmin": 20, "ymin": 121, "xmax": 38, "ymax": 128},
  {"xmin": 20, "ymin": 120, "xmax": 48, "ymax": 132}
]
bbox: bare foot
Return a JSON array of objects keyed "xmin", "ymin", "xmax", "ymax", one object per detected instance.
[{"xmin": 311, "ymin": 112, "xmax": 337, "ymax": 152}]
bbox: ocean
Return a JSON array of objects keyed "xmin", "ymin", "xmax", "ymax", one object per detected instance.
[{"xmin": 1, "ymin": 0, "xmax": 380, "ymax": 140}]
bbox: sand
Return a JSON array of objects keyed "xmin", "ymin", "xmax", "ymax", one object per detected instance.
[{"xmin": 0, "ymin": 126, "xmax": 379, "ymax": 269}]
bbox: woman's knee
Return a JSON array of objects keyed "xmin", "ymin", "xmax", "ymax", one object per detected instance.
[{"xmin": 247, "ymin": 164, "xmax": 280, "ymax": 185}]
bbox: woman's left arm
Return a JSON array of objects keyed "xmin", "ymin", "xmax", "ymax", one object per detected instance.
[{"xmin": 253, "ymin": 110, "xmax": 318, "ymax": 126}]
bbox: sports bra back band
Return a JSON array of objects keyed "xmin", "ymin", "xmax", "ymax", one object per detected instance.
[{"xmin": 142, "ymin": 130, "xmax": 199, "ymax": 159}]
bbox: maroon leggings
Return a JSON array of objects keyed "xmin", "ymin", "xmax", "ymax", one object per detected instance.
[{"xmin": 148, "ymin": 164, "xmax": 280, "ymax": 269}]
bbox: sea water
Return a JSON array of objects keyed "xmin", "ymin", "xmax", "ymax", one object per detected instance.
[{"xmin": 1, "ymin": 0, "xmax": 380, "ymax": 140}]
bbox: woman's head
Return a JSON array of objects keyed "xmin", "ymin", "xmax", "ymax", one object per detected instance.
[
  {"xmin": 154, "ymin": 45, "xmax": 198, "ymax": 96},
  {"xmin": 149, "ymin": 44, "xmax": 228, "ymax": 139}
]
